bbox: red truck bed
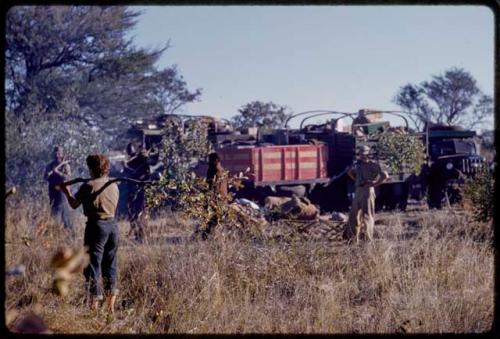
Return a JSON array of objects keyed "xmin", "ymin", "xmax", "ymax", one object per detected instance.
[{"xmin": 218, "ymin": 144, "xmax": 329, "ymax": 186}]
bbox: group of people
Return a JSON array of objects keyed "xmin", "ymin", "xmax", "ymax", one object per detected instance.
[
  {"xmin": 43, "ymin": 142, "xmax": 387, "ymax": 315},
  {"xmin": 46, "ymin": 150, "xmax": 120, "ymax": 314},
  {"xmin": 44, "ymin": 145, "xmax": 227, "ymax": 314}
]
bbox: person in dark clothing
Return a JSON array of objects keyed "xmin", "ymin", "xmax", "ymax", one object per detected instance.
[
  {"xmin": 123, "ymin": 146, "xmax": 151, "ymax": 242},
  {"xmin": 427, "ymin": 161, "xmax": 445, "ymax": 209},
  {"xmin": 59, "ymin": 154, "xmax": 120, "ymax": 315},
  {"xmin": 444, "ymin": 166, "xmax": 465, "ymax": 206},
  {"xmin": 200, "ymin": 152, "xmax": 229, "ymax": 240},
  {"xmin": 206, "ymin": 152, "xmax": 228, "ymax": 198},
  {"xmin": 44, "ymin": 146, "xmax": 74, "ymax": 237}
]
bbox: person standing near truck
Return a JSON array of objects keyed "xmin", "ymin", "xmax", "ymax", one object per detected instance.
[
  {"xmin": 345, "ymin": 145, "xmax": 389, "ymax": 243},
  {"xmin": 58, "ymin": 154, "xmax": 120, "ymax": 315},
  {"xmin": 44, "ymin": 146, "xmax": 74, "ymax": 237},
  {"xmin": 123, "ymin": 144, "xmax": 150, "ymax": 242},
  {"xmin": 200, "ymin": 152, "xmax": 229, "ymax": 240}
]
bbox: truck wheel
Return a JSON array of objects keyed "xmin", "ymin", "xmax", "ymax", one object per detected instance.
[
  {"xmin": 397, "ymin": 182, "xmax": 410, "ymax": 211},
  {"xmin": 276, "ymin": 185, "xmax": 306, "ymax": 197},
  {"xmin": 398, "ymin": 198, "xmax": 408, "ymax": 211}
]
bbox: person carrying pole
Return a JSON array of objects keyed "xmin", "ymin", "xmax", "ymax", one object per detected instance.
[
  {"xmin": 345, "ymin": 145, "xmax": 389, "ymax": 243},
  {"xmin": 58, "ymin": 154, "xmax": 120, "ymax": 315},
  {"xmin": 123, "ymin": 144, "xmax": 151, "ymax": 242},
  {"xmin": 44, "ymin": 146, "xmax": 74, "ymax": 237}
]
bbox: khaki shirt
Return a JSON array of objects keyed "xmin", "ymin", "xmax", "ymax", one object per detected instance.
[
  {"xmin": 354, "ymin": 160, "xmax": 384, "ymax": 188},
  {"xmin": 75, "ymin": 176, "xmax": 119, "ymax": 220}
]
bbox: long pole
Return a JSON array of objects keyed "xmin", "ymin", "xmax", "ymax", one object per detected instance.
[
  {"xmin": 426, "ymin": 117, "xmax": 430, "ymax": 163},
  {"xmin": 57, "ymin": 177, "xmax": 157, "ymax": 188}
]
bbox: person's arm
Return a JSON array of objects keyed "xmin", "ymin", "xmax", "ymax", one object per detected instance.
[
  {"xmin": 365, "ymin": 171, "xmax": 389, "ymax": 188},
  {"xmin": 44, "ymin": 165, "xmax": 52, "ymax": 181},
  {"xmin": 123, "ymin": 155, "xmax": 140, "ymax": 173},
  {"xmin": 58, "ymin": 163, "xmax": 71, "ymax": 178},
  {"xmin": 123, "ymin": 162, "xmax": 135, "ymax": 173},
  {"xmin": 53, "ymin": 161, "xmax": 70, "ymax": 177},
  {"xmin": 347, "ymin": 166, "xmax": 357, "ymax": 181},
  {"xmin": 59, "ymin": 184, "xmax": 81, "ymax": 209}
]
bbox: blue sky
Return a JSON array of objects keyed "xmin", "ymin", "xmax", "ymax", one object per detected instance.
[{"xmin": 129, "ymin": 5, "xmax": 494, "ymax": 129}]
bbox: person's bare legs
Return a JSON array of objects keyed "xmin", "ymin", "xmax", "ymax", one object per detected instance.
[{"xmin": 106, "ymin": 295, "xmax": 116, "ymax": 315}]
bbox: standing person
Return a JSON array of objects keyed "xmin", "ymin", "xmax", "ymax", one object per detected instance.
[
  {"xmin": 427, "ymin": 161, "xmax": 445, "ymax": 209},
  {"xmin": 58, "ymin": 154, "xmax": 120, "ymax": 314},
  {"xmin": 200, "ymin": 152, "xmax": 228, "ymax": 240},
  {"xmin": 44, "ymin": 146, "xmax": 74, "ymax": 237},
  {"xmin": 123, "ymin": 145, "xmax": 151, "ymax": 242},
  {"xmin": 345, "ymin": 145, "xmax": 389, "ymax": 243}
]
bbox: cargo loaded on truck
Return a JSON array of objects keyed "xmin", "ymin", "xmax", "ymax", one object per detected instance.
[
  {"xmin": 123, "ymin": 109, "xmax": 486, "ymax": 212},
  {"xmin": 215, "ymin": 109, "xmax": 417, "ymax": 212}
]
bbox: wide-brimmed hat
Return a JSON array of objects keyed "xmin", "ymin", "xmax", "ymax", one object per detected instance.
[{"xmin": 356, "ymin": 145, "xmax": 370, "ymax": 155}]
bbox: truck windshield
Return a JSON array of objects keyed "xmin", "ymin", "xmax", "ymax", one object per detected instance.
[
  {"xmin": 454, "ymin": 140, "xmax": 476, "ymax": 155},
  {"xmin": 430, "ymin": 141, "xmax": 455, "ymax": 157},
  {"xmin": 430, "ymin": 139, "xmax": 477, "ymax": 157}
]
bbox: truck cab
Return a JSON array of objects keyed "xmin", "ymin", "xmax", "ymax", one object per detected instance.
[
  {"xmin": 428, "ymin": 129, "xmax": 484, "ymax": 175},
  {"xmin": 424, "ymin": 127, "xmax": 486, "ymax": 208}
]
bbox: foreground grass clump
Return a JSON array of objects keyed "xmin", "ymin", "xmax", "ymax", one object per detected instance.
[{"xmin": 5, "ymin": 199, "xmax": 493, "ymax": 334}]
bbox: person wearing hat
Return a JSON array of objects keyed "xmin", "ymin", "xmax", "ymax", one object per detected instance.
[{"xmin": 345, "ymin": 145, "xmax": 389, "ymax": 243}]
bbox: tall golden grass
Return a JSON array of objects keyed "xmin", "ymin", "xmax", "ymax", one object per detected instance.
[{"xmin": 5, "ymin": 199, "xmax": 493, "ymax": 334}]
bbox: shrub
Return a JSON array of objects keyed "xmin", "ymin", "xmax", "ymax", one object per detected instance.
[
  {"xmin": 374, "ymin": 131, "xmax": 426, "ymax": 174},
  {"xmin": 461, "ymin": 169, "xmax": 494, "ymax": 222}
]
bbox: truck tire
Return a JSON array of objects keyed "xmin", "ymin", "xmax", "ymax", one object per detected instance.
[{"xmin": 396, "ymin": 182, "xmax": 410, "ymax": 211}]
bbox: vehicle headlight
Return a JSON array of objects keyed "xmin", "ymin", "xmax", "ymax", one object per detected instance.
[
  {"xmin": 148, "ymin": 124, "xmax": 157, "ymax": 129},
  {"xmin": 446, "ymin": 162, "xmax": 454, "ymax": 170}
]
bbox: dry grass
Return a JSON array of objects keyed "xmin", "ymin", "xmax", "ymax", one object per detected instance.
[{"xmin": 4, "ymin": 199, "xmax": 494, "ymax": 334}]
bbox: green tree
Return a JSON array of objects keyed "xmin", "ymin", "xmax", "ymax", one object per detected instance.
[
  {"xmin": 5, "ymin": 6, "xmax": 201, "ymax": 196},
  {"xmin": 393, "ymin": 67, "xmax": 493, "ymax": 131},
  {"xmin": 231, "ymin": 101, "xmax": 292, "ymax": 130}
]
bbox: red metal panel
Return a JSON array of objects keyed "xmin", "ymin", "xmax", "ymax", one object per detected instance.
[
  {"xmin": 258, "ymin": 148, "xmax": 263, "ymax": 181},
  {"xmin": 295, "ymin": 147, "xmax": 300, "ymax": 180},
  {"xmin": 281, "ymin": 148, "xmax": 286, "ymax": 180},
  {"xmin": 250, "ymin": 148, "xmax": 256, "ymax": 178},
  {"xmin": 218, "ymin": 144, "xmax": 329, "ymax": 184}
]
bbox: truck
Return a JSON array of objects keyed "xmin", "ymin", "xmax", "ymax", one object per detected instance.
[
  {"xmin": 121, "ymin": 110, "xmax": 485, "ymax": 213},
  {"xmin": 419, "ymin": 125, "xmax": 486, "ymax": 208},
  {"xmin": 216, "ymin": 109, "xmax": 417, "ymax": 212}
]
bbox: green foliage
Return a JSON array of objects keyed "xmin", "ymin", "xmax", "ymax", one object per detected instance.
[
  {"xmin": 146, "ymin": 176, "xmax": 230, "ymax": 226},
  {"xmin": 145, "ymin": 119, "xmax": 225, "ymax": 233},
  {"xmin": 5, "ymin": 111, "xmax": 107, "ymax": 197},
  {"xmin": 394, "ymin": 67, "xmax": 493, "ymax": 131},
  {"xmin": 5, "ymin": 6, "xmax": 201, "ymax": 197},
  {"xmin": 145, "ymin": 169, "xmax": 263, "ymax": 239},
  {"xmin": 462, "ymin": 170, "xmax": 494, "ymax": 222},
  {"xmin": 231, "ymin": 101, "xmax": 292, "ymax": 130},
  {"xmin": 374, "ymin": 131, "xmax": 426, "ymax": 174},
  {"xmin": 144, "ymin": 120, "xmax": 263, "ymax": 238},
  {"xmin": 159, "ymin": 119, "xmax": 213, "ymax": 182}
]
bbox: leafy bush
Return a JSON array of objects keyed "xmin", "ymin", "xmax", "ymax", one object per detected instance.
[
  {"xmin": 159, "ymin": 119, "xmax": 213, "ymax": 182},
  {"xmin": 143, "ymin": 120, "xmax": 263, "ymax": 239},
  {"xmin": 461, "ymin": 169, "xmax": 494, "ymax": 222},
  {"xmin": 374, "ymin": 131, "xmax": 426, "ymax": 174},
  {"xmin": 5, "ymin": 111, "xmax": 107, "ymax": 198}
]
